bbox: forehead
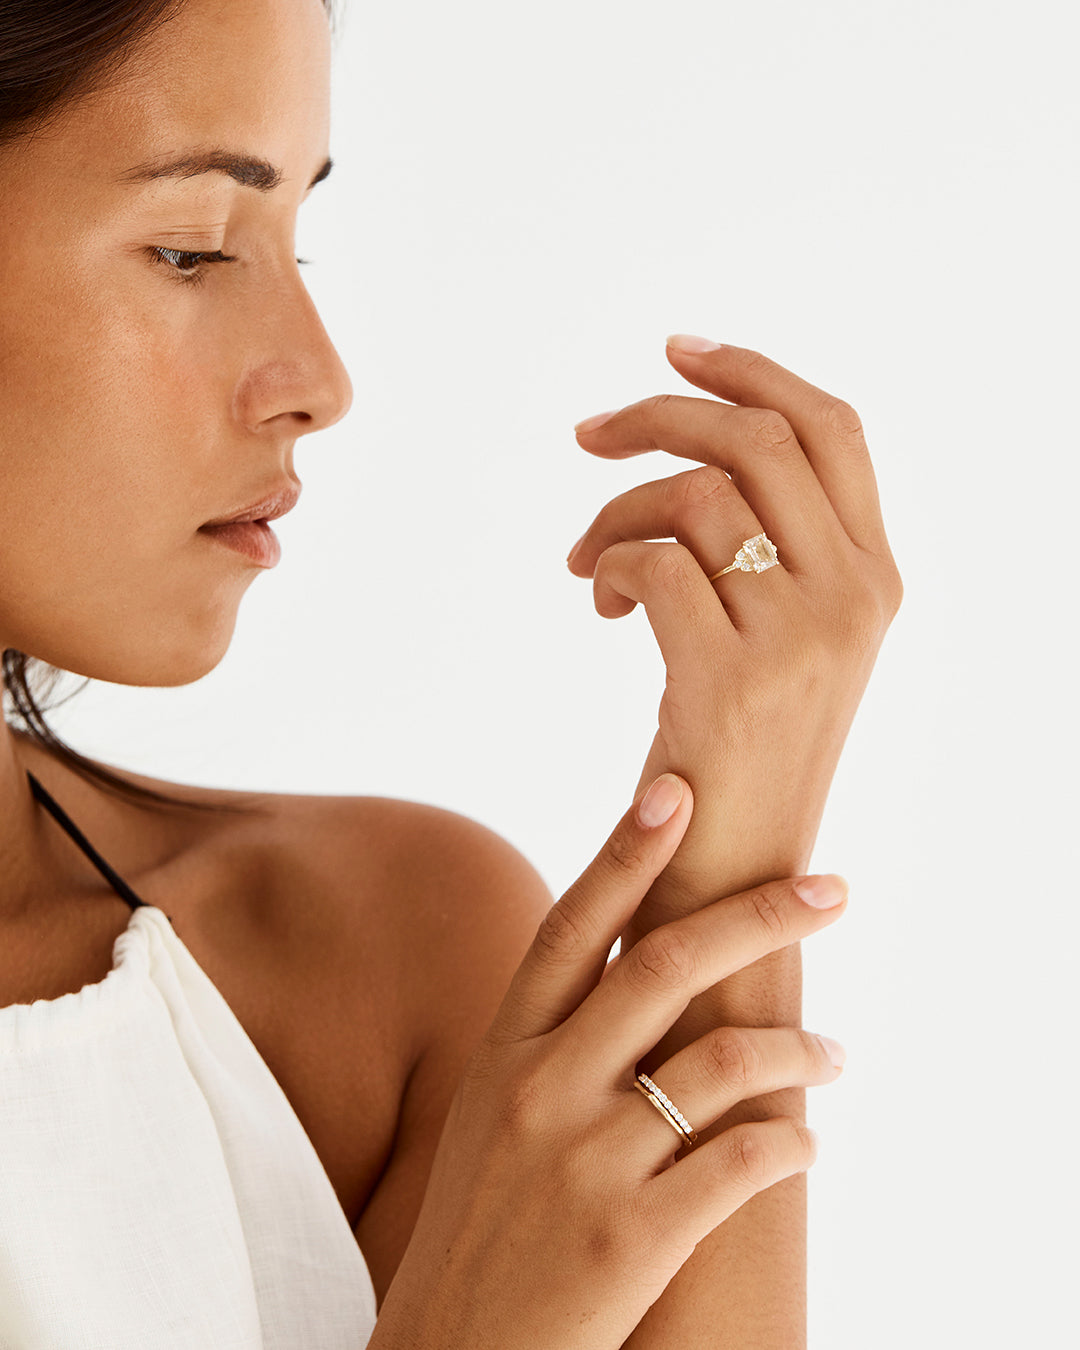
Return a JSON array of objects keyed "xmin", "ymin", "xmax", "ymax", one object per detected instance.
[{"xmin": 4, "ymin": 0, "xmax": 331, "ymax": 197}]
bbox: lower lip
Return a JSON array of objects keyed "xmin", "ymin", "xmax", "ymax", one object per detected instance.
[{"xmin": 198, "ymin": 519, "xmax": 281, "ymax": 568}]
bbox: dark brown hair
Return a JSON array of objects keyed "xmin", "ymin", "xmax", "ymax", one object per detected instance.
[{"xmin": 1, "ymin": 0, "xmax": 337, "ymax": 812}]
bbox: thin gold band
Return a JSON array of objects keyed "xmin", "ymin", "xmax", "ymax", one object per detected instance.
[{"xmin": 708, "ymin": 559, "xmax": 742, "ymax": 579}]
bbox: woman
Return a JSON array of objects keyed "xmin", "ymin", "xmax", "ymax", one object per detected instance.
[{"xmin": 0, "ymin": 0, "xmax": 902, "ymax": 1346}]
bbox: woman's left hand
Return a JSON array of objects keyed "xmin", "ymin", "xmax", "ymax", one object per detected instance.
[{"xmin": 567, "ymin": 336, "xmax": 903, "ymax": 927}]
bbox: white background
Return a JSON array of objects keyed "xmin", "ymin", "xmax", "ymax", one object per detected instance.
[{"xmin": 46, "ymin": 1, "xmax": 1077, "ymax": 1345}]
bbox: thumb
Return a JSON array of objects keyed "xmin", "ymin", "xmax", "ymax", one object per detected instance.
[{"xmin": 485, "ymin": 773, "xmax": 693, "ymax": 1044}]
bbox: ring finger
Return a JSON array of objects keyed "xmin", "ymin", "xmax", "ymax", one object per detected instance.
[
  {"xmin": 569, "ymin": 465, "xmax": 793, "ymax": 629},
  {"xmin": 622, "ymin": 1025, "xmax": 845, "ymax": 1167},
  {"xmin": 574, "ymin": 394, "xmax": 850, "ymax": 578}
]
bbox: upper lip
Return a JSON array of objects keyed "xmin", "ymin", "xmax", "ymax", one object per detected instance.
[{"xmin": 201, "ymin": 480, "xmax": 302, "ymax": 527}]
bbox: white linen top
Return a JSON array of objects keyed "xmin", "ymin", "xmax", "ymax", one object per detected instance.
[{"xmin": 0, "ymin": 901, "xmax": 378, "ymax": 1349}]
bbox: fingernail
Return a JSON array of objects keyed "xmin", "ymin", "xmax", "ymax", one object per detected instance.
[
  {"xmin": 793, "ymin": 874, "xmax": 848, "ymax": 909},
  {"xmin": 814, "ymin": 1034, "xmax": 847, "ymax": 1069},
  {"xmin": 667, "ymin": 334, "xmax": 722, "ymax": 353},
  {"xmin": 574, "ymin": 409, "xmax": 619, "ymax": 434},
  {"xmin": 637, "ymin": 774, "xmax": 684, "ymax": 828},
  {"xmin": 566, "ymin": 534, "xmax": 585, "ymax": 565}
]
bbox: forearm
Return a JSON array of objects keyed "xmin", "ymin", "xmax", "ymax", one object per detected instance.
[
  {"xmin": 561, "ymin": 334, "xmax": 899, "ymax": 1347},
  {"xmin": 622, "ymin": 942, "xmax": 805, "ymax": 1349},
  {"xmin": 618, "ymin": 749, "xmax": 815, "ymax": 1349}
]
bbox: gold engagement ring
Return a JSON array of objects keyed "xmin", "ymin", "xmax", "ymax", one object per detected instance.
[{"xmin": 707, "ymin": 532, "xmax": 779, "ymax": 581}]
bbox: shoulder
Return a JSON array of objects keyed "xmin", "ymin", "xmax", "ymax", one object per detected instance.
[
  {"xmin": 119, "ymin": 762, "xmax": 558, "ymax": 1079},
  {"xmin": 264, "ymin": 789, "xmax": 557, "ymax": 1302},
  {"xmin": 272, "ymin": 789, "xmax": 559, "ymax": 1112},
  {"xmin": 264, "ymin": 787, "xmax": 555, "ymax": 973},
  {"xmin": 19, "ymin": 729, "xmax": 555, "ymax": 1039}
]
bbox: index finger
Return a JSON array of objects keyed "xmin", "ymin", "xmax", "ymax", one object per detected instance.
[
  {"xmin": 663, "ymin": 337, "xmax": 892, "ymax": 557},
  {"xmin": 483, "ymin": 775, "xmax": 694, "ymax": 1046}
]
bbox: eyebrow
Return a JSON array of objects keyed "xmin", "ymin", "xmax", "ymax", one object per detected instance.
[{"xmin": 116, "ymin": 149, "xmax": 333, "ymax": 193}]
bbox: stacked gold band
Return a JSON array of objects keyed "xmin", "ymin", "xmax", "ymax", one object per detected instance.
[{"xmin": 634, "ymin": 1072, "xmax": 699, "ymax": 1147}]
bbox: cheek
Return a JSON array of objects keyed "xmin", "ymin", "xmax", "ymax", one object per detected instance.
[
  {"xmin": 1, "ymin": 270, "xmax": 218, "ymax": 548},
  {"xmin": 0, "ymin": 269, "xmax": 243, "ymax": 680}
]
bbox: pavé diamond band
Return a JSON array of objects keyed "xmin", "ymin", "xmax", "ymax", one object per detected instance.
[
  {"xmin": 634, "ymin": 1072, "xmax": 699, "ymax": 1148},
  {"xmin": 707, "ymin": 531, "xmax": 780, "ymax": 581}
]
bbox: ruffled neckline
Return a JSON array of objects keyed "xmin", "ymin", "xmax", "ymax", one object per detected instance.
[{"xmin": 0, "ymin": 905, "xmax": 171, "ymax": 1053}]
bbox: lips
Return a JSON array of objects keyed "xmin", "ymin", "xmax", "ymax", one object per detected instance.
[
  {"xmin": 200, "ymin": 480, "xmax": 301, "ymax": 528},
  {"xmin": 198, "ymin": 518, "xmax": 282, "ymax": 568}
]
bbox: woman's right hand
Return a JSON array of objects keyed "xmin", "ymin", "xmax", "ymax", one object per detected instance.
[{"xmin": 368, "ymin": 773, "xmax": 849, "ymax": 1350}]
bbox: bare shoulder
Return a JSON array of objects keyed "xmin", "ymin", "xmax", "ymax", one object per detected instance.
[
  {"xmin": 307, "ymin": 793, "xmax": 558, "ymax": 1303},
  {"xmin": 259, "ymin": 786, "xmax": 556, "ymax": 993},
  {"xmin": 264, "ymin": 788, "xmax": 556, "ymax": 1296}
]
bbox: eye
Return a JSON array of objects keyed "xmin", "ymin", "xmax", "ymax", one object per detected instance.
[
  {"xmin": 147, "ymin": 248, "xmax": 312, "ymax": 288},
  {"xmin": 148, "ymin": 247, "xmax": 237, "ymax": 287}
]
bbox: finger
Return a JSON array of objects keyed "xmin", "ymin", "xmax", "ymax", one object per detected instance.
[
  {"xmin": 574, "ymin": 394, "xmax": 847, "ymax": 577},
  {"xmin": 651, "ymin": 1116, "xmax": 819, "ymax": 1253},
  {"xmin": 485, "ymin": 774, "xmax": 694, "ymax": 1045},
  {"xmin": 663, "ymin": 338, "xmax": 890, "ymax": 555},
  {"xmin": 553, "ymin": 875, "xmax": 849, "ymax": 1083},
  {"xmin": 568, "ymin": 467, "xmax": 795, "ymax": 629},
  {"xmin": 620, "ymin": 1025, "xmax": 843, "ymax": 1168},
  {"xmin": 590, "ymin": 537, "xmax": 800, "ymax": 667}
]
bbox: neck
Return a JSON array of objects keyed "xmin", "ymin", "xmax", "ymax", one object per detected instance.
[{"xmin": 0, "ymin": 719, "xmax": 69, "ymax": 920}]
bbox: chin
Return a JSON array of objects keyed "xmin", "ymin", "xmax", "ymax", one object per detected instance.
[{"xmin": 25, "ymin": 604, "xmax": 242, "ymax": 690}]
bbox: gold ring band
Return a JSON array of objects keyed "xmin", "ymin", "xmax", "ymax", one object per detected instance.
[
  {"xmin": 634, "ymin": 1073, "xmax": 699, "ymax": 1147},
  {"xmin": 707, "ymin": 531, "xmax": 780, "ymax": 582}
]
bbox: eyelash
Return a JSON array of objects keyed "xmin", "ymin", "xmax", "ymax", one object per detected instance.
[{"xmin": 148, "ymin": 247, "xmax": 312, "ymax": 288}]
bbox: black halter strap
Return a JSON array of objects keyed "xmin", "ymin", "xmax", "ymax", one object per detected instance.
[{"xmin": 26, "ymin": 769, "xmax": 173, "ymax": 925}]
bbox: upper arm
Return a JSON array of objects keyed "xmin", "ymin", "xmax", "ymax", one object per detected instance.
[{"xmin": 351, "ymin": 804, "xmax": 555, "ymax": 1308}]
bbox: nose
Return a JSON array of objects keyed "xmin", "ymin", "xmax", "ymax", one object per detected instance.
[{"xmin": 234, "ymin": 267, "xmax": 354, "ymax": 436}]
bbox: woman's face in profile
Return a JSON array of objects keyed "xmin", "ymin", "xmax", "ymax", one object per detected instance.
[{"xmin": 0, "ymin": 0, "xmax": 352, "ymax": 689}]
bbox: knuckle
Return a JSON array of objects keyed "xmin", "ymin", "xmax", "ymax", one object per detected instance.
[
  {"xmin": 835, "ymin": 576, "xmax": 898, "ymax": 656},
  {"xmin": 591, "ymin": 538, "xmax": 638, "ymax": 593},
  {"xmin": 883, "ymin": 564, "xmax": 905, "ymax": 616},
  {"xmin": 819, "ymin": 397, "xmax": 865, "ymax": 443},
  {"xmin": 491, "ymin": 1072, "xmax": 549, "ymax": 1137},
  {"xmin": 794, "ymin": 1119, "xmax": 819, "ymax": 1162},
  {"xmin": 835, "ymin": 577, "xmax": 884, "ymax": 639},
  {"xmin": 580, "ymin": 1201, "xmax": 639, "ymax": 1272},
  {"xmin": 623, "ymin": 925, "xmax": 698, "ymax": 996},
  {"xmin": 743, "ymin": 885, "xmax": 793, "ymax": 943},
  {"xmin": 723, "ymin": 1117, "xmax": 816, "ymax": 1188},
  {"xmin": 733, "ymin": 347, "xmax": 774, "ymax": 379},
  {"xmin": 819, "ymin": 560, "xmax": 894, "ymax": 654},
  {"xmin": 788, "ymin": 629, "xmax": 837, "ymax": 681},
  {"xmin": 798, "ymin": 1028, "xmax": 831, "ymax": 1070},
  {"xmin": 747, "ymin": 409, "xmax": 797, "ymax": 452},
  {"xmin": 644, "ymin": 542, "xmax": 696, "ymax": 597},
  {"xmin": 599, "ymin": 826, "xmax": 652, "ymax": 883},
  {"xmin": 681, "ymin": 464, "xmax": 735, "ymax": 511},
  {"xmin": 531, "ymin": 899, "xmax": 593, "ymax": 965},
  {"xmin": 725, "ymin": 1125, "xmax": 774, "ymax": 1187},
  {"xmin": 645, "ymin": 392, "xmax": 678, "ymax": 419},
  {"xmin": 704, "ymin": 1028, "xmax": 763, "ymax": 1090}
]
